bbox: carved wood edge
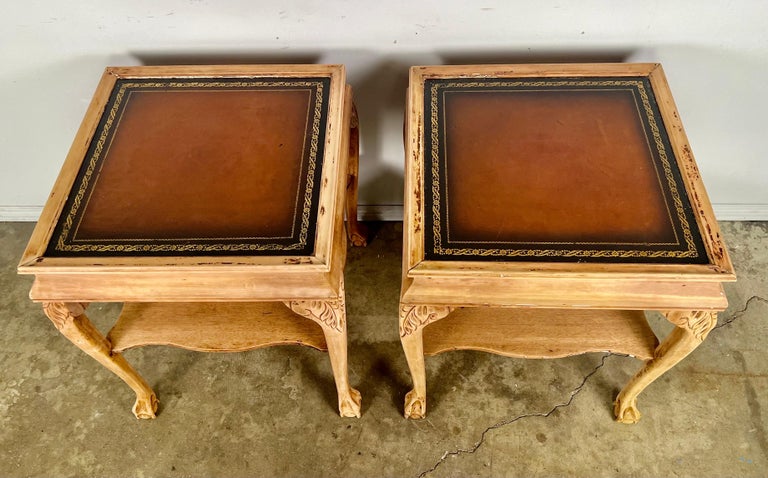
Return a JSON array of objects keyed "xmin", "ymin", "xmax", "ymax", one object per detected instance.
[
  {"xmin": 399, "ymin": 304, "xmax": 454, "ymax": 337},
  {"xmin": 284, "ymin": 284, "xmax": 346, "ymax": 333},
  {"xmin": 42, "ymin": 302, "xmax": 89, "ymax": 329},
  {"xmin": 663, "ymin": 310, "xmax": 717, "ymax": 341},
  {"xmin": 676, "ymin": 143, "xmax": 728, "ymax": 266}
]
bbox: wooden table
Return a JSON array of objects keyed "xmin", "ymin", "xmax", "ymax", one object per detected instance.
[
  {"xmin": 18, "ymin": 65, "xmax": 366, "ymax": 419},
  {"xmin": 399, "ymin": 63, "xmax": 736, "ymax": 423}
]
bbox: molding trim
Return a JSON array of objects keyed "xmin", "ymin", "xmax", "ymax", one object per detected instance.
[
  {"xmin": 2, "ymin": 204, "xmax": 767, "ymax": 222},
  {"xmin": 0, "ymin": 206, "xmax": 43, "ymax": 221},
  {"xmin": 357, "ymin": 205, "xmax": 404, "ymax": 222},
  {"xmin": 711, "ymin": 204, "xmax": 768, "ymax": 221}
]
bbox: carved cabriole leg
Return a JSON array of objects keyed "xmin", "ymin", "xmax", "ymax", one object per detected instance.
[
  {"xmin": 399, "ymin": 304, "xmax": 454, "ymax": 419},
  {"xmin": 401, "ymin": 329, "xmax": 427, "ymax": 419},
  {"xmin": 345, "ymin": 101, "xmax": 368, "ymax": 247},
  {"xmin": 42, "ymin": 302, "xmax": 158, "ymax": 419},
  {"xmin": 614, "ymin": 310, "xmax": 717, "ymax": 424},
  {"xmin": 284, "ymin": 280, "xmax": 361, "ymax": 417}
]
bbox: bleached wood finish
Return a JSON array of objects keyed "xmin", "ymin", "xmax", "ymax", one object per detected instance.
[
  {"xmin": 344, "ymin": 89, "xmax": 368, "ymax": 247},
  {"xmin": 286, "ymin": 278, "xmax": 361, "ymax": 418},
  {"xmin": 422, "ymin": 308, "xmax": 659, "ymax": 360},
  {"xmin": 409, "ymin": 63, "xmax": 662, "ymax": 81},
  {"xmin": 400, "ymin": 63, "xmax": 735, "ymax": 422},
  {"xmin": 615, "ymin": 310, "xmax": 717, "ymax": 423},
  {"xmin": 109, "ymin": 302, "xmax": 327, "ymax": 353},
  {"xmin": 647, "ymin": 66, "xmax": 733, "ymax": 274},
  {"xmin": 18, "ymin": 65, "xmax": 366, "ymax": 419},
  {"xmin": 401, "ymin": 328, "xmax": 427, "ymax": 419},
  {"xmin": 29, "ymin": 271, "xmax": 341, "ymax": 303},
  {"xmin": 400, "ymin": 305, "xmax": 452, "ymax": 419},
  {"xmin": 403, "ymin": 63, "xmax": 736, "ymax": 280},
  {"xmin": 43, "ymin": 302, "xmax": 158, "ymax": 419},
  {"xmin": 402, "ymin": 277, "xmax": 728, "ymax": 310}
]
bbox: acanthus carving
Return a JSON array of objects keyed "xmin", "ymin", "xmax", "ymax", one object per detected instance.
[
  {"xmin": 285, "ymin": 284, "xmax": 345, "ymax": 332},
  {"xmin": 42, "ymin": 302, "xmax": 88, "ymax": 330},
  {"xmin": 664, "ymin": 310, "xmax": 717, "ymax": 341},
  {"xmin": 399, "ymin": 304, "xmax": 454, "ymax": 337}
]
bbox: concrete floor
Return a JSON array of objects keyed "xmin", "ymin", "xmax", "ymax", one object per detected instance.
[{"xmin": 1, "ymin": 221, "xmax": 766, "ymax": 477}]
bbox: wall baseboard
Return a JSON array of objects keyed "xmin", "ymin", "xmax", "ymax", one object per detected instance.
[
  {"xmin": 357, "ymin": 205, "xmax": 404, "ymax": 222},
  {"xmin": 0, "ymin": 206, "xmax": 43, "ymax": 221},
  {"xmin": 2, "ymin": 204, "xmax": 767, "ymax": 222},
  {"xmin": 711, "ymin": 204, "xmax": 768, "ymax": 221}
]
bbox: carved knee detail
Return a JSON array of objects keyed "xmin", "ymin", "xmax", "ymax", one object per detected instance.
[
  {"xmin": 399, "ymin": 305, "xmax": 453, "ymax": 337},
  {"xmin": 664, "ymin": 310, "xmax": 717, "ymax": 341},
  {"xmin": 42, "ymin": 302, "xmax": 88, "ymax": 330},
  {"xmin": 285, "ymin": 284, "xmax": 346, "ymax": 332},
  {"xmin": 285, "ymin": 299, "xmax": 345, "ymax": 332}
]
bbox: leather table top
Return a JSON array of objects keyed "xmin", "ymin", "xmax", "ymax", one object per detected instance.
[
  {"xmin": 422, "ymin": 76, "xmax": 708, "ymax": 264},
  {"xmin": 46, "ymin": 76, "xmax": 331, "ymax": 257}
]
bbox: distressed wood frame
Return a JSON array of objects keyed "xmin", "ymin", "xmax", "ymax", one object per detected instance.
[
  {"xmin": 400, "ymin": 63, "xmax": 736, "ymax": 422},
  {"xmin": 19, "ymin": 65, "xmax": 365, "ymax": 419}
]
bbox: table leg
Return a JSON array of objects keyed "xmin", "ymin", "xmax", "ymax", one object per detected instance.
[
  {"xmin": 401, "ymin": 329, "xmax": 427, "ymax": 419},
  {"xmin": 285, "ymin": 280, "xmax": 361, "ymax": 417},
  {"xmin": 399, "ymin": 304, "xmax": 454, "ymax": 419},
  {"xmin": 322, "ymin": 325, "xmax": 362, "ymax": 418},
  {"xmin": 42, "ymin": 302, "xmax": 158, "ymax": 419},
  {"xmin": 345, "ymin": 101, "xmax": 368, "ymax": 247},
  {"xmin": 614, "ymin": 310, "xmax": 717, "ymax": 424}
]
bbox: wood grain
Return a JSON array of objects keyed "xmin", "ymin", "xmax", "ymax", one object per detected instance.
[
  {"xmin": 422, "ymin": 308, "xmax": 659, "ymax": 360},
  {"xmin": 109, "ymin": 302, "xmax": 327, "ymax": 353},
  {"xmin": 399, "ymin": 63, "xmax": 735, "ymax": 422},
  {"xmin": 18, "ymin": 65, "xmax": 361, "ymax": 418},
  {"xmin": 402, "ymin": 276, "xmax": 728, "ymax": 310}
]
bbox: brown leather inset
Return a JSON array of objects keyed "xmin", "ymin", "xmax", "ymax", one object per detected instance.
[
  {"xmin": 75, "ymin": 88, "xmax": 312, "ymax": 240},
  {"xmin": 444, "ymin": 89, "xmax": 676, "ymax": 244}
]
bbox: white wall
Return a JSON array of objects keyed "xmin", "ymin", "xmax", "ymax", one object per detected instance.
[{"xmin": 2, "ymin": 0, "xmax": 767, "ymax": 220}]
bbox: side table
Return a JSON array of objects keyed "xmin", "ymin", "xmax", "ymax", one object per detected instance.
[
  {"xmin": 399, "ymin": 63, "xmax": 736, "ymax": 423},
  {"xmin": 18, "ymin": 65, "xmax": 366, "ymax": 419}
]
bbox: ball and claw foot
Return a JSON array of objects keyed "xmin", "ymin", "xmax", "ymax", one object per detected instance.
[
  {"xmin": 132, "ymin": 393, "xmax": 159, "ymax": 420},
  {"xmin": 347, "ymin": 220, "xmax": 369, "ymax": 247},
  {"xmin": 404, "ymin": 390, "xmax": 426, "ymax": 419},
  {"xmin": 349, "ymin": 230, "xmax": 368, "ymax": 248},
  {"xmin": 614, "ymin": 396, "xmax": 641, "ymax": 424},
  {"xmin": 339, "ymin": 388, "xmax": 362, "ymax": 418}
]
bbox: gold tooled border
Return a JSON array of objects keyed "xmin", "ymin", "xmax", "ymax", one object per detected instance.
[
  {"xmin": 428, "ymin": 80, "xmax": 699, "ymax": 259},
  {"xmin": 54, "ymin": 79, "xmax": 326, "ymax": 254}
]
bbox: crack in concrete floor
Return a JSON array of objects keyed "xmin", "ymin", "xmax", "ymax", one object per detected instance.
[
  {"xmin": 714, "ymin": 295, "xmax": 767, "ymax": 330},
  {"xmin": 417, "ymin": 354, "xmax": 611, "ymax": 478},
  {"xmin": 416, "ymin": 295, "xmax": 765, "ymax": 477}
]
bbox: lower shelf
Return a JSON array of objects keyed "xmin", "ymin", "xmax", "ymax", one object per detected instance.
[
  {"xmin": 422, "ymin": 308, "xmax": 659, "ymax": 360},
  {"xmin": 108, "ymin": 302, "xmax": 327, "ymax": 353}
]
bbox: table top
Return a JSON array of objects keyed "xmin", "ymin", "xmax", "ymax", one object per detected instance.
[
  {"xmin": 21, "ymin": 65, "xmax": 349, "ymax": 266},
  {"xmin": 19, "ymin": 65, "xmax": 351, "ymax": 301},
  {"xmin": 405, "ymin": 63, "xmax": 734, "ymax": 279},
  {"xmin": 49, "ymin": 75, "xmax": 331, "ymax": 257}
]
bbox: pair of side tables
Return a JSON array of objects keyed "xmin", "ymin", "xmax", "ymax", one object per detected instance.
[{"xmin": 18, "ymin": 63, "xmax": 735, "ymax": 424}]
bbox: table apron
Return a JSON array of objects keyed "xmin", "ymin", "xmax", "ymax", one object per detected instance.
[
  {"xmin": 28, "ymin": 271, "xmax": 339, "ymax": 302},
  {"xmin": 401, "ymin": 276, "xmax": 727, "ymax": 310}
]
